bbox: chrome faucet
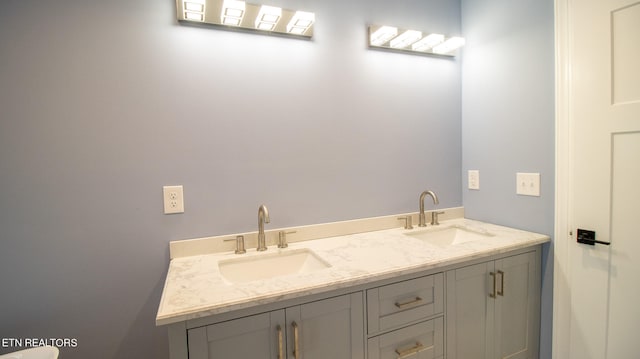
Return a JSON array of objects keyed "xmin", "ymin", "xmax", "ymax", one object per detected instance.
[
  {"xmin": 419, "ymin": 190, "xmax": 439, "ymax": 227},
  {"xmin": 257, "ymin": 204, "xmax": 270, "ymax": 251}
]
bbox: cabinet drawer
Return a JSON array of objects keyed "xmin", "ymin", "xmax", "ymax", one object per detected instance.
[
  {"xmin": 367, "ymin": 317, "xmax": 444, "ymax": 359},
  {"xmin": 367, "ymin": 273, "xmax": 443, "ymax": 334}
]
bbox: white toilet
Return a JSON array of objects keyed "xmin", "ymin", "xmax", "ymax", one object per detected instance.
[{"xmin": 0, "ymin": 346, "xmax": 59, "ymax": 359}]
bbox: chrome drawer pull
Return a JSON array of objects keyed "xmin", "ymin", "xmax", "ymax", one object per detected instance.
[
  {"xmin": 394, "ymin": 296, "xmax": 423, "ymax": 309},
  {"xmin": 395, "ymin": 342, "xmax": 428, "ymax": 359}
]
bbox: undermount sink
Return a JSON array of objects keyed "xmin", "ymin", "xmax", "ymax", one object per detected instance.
[
  {"xmin": 218, "ymin": 248, "xmax": 331, "ymax": 284},
  {"xmin": 404, "ymin": 225, "xmax": 494, "ymax": 247}
]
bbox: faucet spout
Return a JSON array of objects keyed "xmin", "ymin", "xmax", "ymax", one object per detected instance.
[
  {"xmin": 257, "ymin": 204, "xmax": 270, "ymax": 251},
  {"xmin": 419, "ymin": 190, "xmax": 439, "ymax": 227}
]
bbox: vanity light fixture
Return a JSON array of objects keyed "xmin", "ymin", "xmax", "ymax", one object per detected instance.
[
  {"xmin": 286, "ymin": 11, "xmax": 315, "ymax": 35},
  {"xmin": 221, "ymin": 0, "xmax": 246, "ymax": 26},
  {"xmin": 184, "ymin": 0, "xmax": 205, "ymax": 12},
  {"xmin": 255, "ymin": 5, "xmax": 282, "ymax": 31},
  {"xmin": 183, "ymin": 0, "xmax": 205, "ymax": 22},
  {"xmin": 185, "ymin": 11, "xmax": 205, "ymax": 22},
  {"xmin": 368, "ymin": 25, "xmax": 464, "ymax": 57},
  {"xmin": 432, "ymin": 37, "xmax": 466, "ymax": 55},
  {"xmin": 412, "ymin": 33, "xmax": 445, "ymax": 52},
  {"xmin": 370, "ymin": 26, "xmax": 398, "ymax": 46},
  {"xmin": 390, "ymin": 30, "xmax": 422, "ymax": 49},
  {"xmin": 176, "ymin": 0, "xmax": 315, "ymax": 38}
]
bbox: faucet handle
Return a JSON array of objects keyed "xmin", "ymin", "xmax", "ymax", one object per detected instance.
[
  {"xmin": 398, "ymin": 216, "xmax": 414, "ymax": 230},
  {"xmin": 224, "ymin": 235, "xmax": 247, "ymax": 254},
  {"xmin": 278, "ymin": 231, "xmax": 296, "ymax": 248},
  {"xmin": 431, "ymin": 211, "xmax": 445, "ymax": 226}
]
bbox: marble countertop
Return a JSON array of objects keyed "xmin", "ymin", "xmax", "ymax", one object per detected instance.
[{"xmin": 156, "ymin": 218, "xmax": 550, "ymax": 326}]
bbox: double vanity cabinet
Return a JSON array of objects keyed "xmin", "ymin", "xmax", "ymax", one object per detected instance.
[{"xmin": 158, "ymin": 217, "xmax": 547, "ymax": 359}]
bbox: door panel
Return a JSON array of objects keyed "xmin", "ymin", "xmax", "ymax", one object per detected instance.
[
  {"xmin": 606, "ymin": 132, "xmax": 640, "ymax": 359},
  {"xmin": 611, "ymin": 3, "xmax": 640, "ymax": 104},
  {"xmin": 558, "ymin": 0, "xmax": 640, "ymax": 358}
]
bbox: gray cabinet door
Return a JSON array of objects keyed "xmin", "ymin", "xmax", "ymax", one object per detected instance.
[
  {"xmin": 446, "ymin": 252, "xmax": 539, "ymax": 359},
  {"xmin": 446, "ymin": 260, "xmax": 495, "ymax": 359},
  {"xmin": 494, "ymin": 252, "xmax": 539, "ymax": 359},
  {"xmin": 188, "ymin": 292, "xmax": 364, "ymax": 359},
  {"xmin": 187, "ymin": 310, "xmax": 285, "ymax": 359},
  {"xmin": 285, "ymin": 292, "xmax": 364, "ymax": 359}
]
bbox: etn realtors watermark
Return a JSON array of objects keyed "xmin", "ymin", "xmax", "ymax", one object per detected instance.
[{"xmin": 2, "ymin": 337, "xmax": 78, "ymax": 348}]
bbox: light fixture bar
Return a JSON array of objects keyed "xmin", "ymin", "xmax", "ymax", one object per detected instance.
[
  {"xmin": 255, "ymin": 5, "xmax": 282, "ymax": 31},
  {"xmin": 432, "ymin": 37, "xmax": 466, "ymax": 55},
  {"xmin": 389, "ymin": 30, "xmax": 422, "ymax": 49},
  {"xmin": 412, "ymin": 33, "xmax": 445, "ymax": 52},
  {"xmin": 183, "ymin": 0, "xmax": 205, "ymax": 22},
  {"xmin": 367, "ymin": 24, "xmax": 465, "ymax": 57},
  {"xmin": 221, "ymin": 0, "xmax": 246, "ymax": 26},
  {"xmin": 177, "ymin": 0, "xmax": 314, "ymax": 38},
  {"xmin": 184, "ymin": 0, "xmax": 205, "ymax": 12},
  {"xmin": 185, "ymin": 12, "xmax": 204, "ymax": 21},
  {"xmin": 287, "ymin": 11, "xmax": 315, "ymax": 35},
  {"xmin": 369, "ymin": 26, "xmax": 398, "ymax": 46}
]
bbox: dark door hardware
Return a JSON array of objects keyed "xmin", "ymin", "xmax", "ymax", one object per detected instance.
[{"xmin": 577, "ymin": 228, "xmax": 611, "ymax": 246}]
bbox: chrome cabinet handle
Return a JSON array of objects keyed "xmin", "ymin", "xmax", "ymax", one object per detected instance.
[
  {"xmin": 276, "ymin": 325, "xmax": 283, "ymax": 359},
  {"xmin": 489, "ymin": 272, "xmax": 497, "ymax": 298},
  {"xmin": 497, "ymin": 270, "xmax": 505, "ymax": 296},
  {"xmin": 395, "ymin": 342, "xmax": 426, "ymax": 359},
  {"xmin": 292, "ymin": 321, "xmax": 300, "ymax": 359},
  {"xmin": 394, "ymin": 296, "xmax": 423, "ymax": 309}
]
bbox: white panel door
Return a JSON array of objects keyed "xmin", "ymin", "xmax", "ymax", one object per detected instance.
[{"xmin": 555, "ymin": 0, "xmax": 640, "ymax": 358}]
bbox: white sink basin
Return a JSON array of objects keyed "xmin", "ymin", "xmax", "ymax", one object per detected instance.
[
  {"xmin": 219, "ymin": 248, "xmax": 331, "ymax": 284},
  {"xmin": 404, "ymin": 225, "xmax": 494, "ymax": 247},
  {"xmin": 0, "ymin": 346, "xmax": 59, "ymax": 359}
]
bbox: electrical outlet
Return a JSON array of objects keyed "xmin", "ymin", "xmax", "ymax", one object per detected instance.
[
  {"xmin": 516, "ymin": 173, "xmax": 540, "ymax": 196},
  {"xmin": 468, "ymin": 170, "xmax": 480, "ymax": 190},
  {"xmin": 163, "ymin": 185, "xmax": 184, "ymax": 214}
]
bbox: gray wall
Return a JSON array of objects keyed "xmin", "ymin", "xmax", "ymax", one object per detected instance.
[
  {"xmin": 0, "ymin": 0, "xmax": 462, "ymax": 357},
  {"xmin": 460, "ymin": 0, "xmax": 555, "ymax": 358}
]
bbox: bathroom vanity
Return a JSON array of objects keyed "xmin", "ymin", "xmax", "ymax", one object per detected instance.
[{"xmin": 157, "ymin": 211, "xmax": 548, "ymax": 359}]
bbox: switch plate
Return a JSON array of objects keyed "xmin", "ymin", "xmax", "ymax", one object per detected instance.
[
  {"xmin": 163, "ymin": 185, "xmax": 184, "ymax": 214},
  {"xmin": 516, "ymin": 173, "xmax": 540, "ymax": 196},
  {"xmin": 468, "ymin": 170, "xmax": 480, "ymax": 190}
]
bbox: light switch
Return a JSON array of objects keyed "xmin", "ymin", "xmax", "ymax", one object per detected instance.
[
  {"xmin": 468, "ymin": 170, "xmax": 480, "ymax": 190},
  {"xmin": 516, "ymin": 173, "xmax": 540, "ymax": 196}
]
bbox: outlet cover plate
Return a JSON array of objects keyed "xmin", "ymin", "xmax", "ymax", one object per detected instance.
[
  {"xmin": 516, "ymin": 173, "xmax": 540, "ymax": 196},
  {"xmin": 163, "ymin": 185, "xmax": 184, "ymax": 214}
]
